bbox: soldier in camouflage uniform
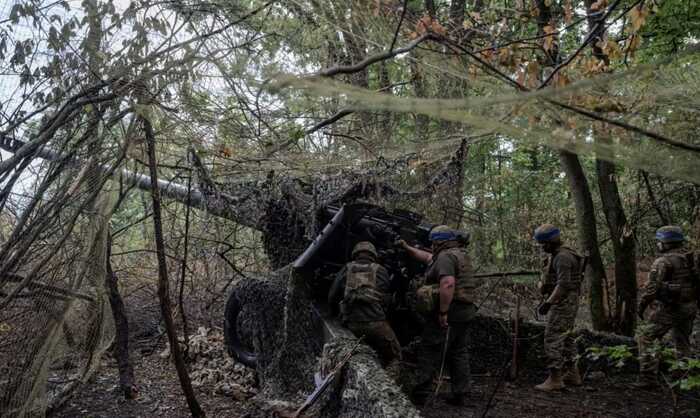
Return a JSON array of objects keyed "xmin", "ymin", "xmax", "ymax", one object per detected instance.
[
  {"xmin": 534, "ymin": 224, "xmax": 584, "ymax": 391},
  {"xmin": 636, "ymin": 226, "xmax": 699, "ymax": 388},
  {"xmin": 399, "ymin": 225, "xmax": 478, "ymax": 406},
  {"xmin": 328, "ymin": 241, "xmax": 401, "ymax": 380}
]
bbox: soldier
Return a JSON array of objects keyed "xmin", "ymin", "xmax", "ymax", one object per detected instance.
[
  {"xmin": 399, "ymin": 225, "xmax": 478, "ymax": 406},
  {"xmin": 534, "ymin": 224, "xmax": 584, "ymax": 391},
  {"xmin": 635, "ymin": 225, "xmax": 699, "ymax": 388},
  {"xmin": 328, "ymin": 241, "xmax": 401, "ymax": 380}
]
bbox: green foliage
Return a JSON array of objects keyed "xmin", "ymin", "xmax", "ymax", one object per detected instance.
[
  {"xmin": 667, "ymin": 357, "xmax": 700, "ymax": 391},
  {"xmin": 586, "ymin": 345, "xmax": 634, "ymax": 368}
]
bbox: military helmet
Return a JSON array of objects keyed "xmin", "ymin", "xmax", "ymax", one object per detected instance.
[
  {"xmin": 534, "ymin": 224, "xmax": 561, "ymax": 243},
  {"xmin": 655, "ymin": 225, "xmax": 685, "ymax": 243},
  {"xmin": 429, "ymin": 225, "xmax": 457, "ymax": 242},
  {"xmin": 352, "ymin": 241, "xmax": 377, "ymax": 258}
]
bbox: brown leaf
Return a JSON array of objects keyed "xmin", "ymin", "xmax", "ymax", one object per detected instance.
[
  {"xmin": 629, "ymin": 5, "xmax": 649, "ymax": 33},
  {"xmin": 590, "ymin": 0, "xmax": 608, "ymax": 12},
  {"xmin": 564, "ymin": 0, "xmax": 574, "ymax": 24},
  {"xmin": 431, "ymin": 20, "xmax": 446, "ymax": 36}
]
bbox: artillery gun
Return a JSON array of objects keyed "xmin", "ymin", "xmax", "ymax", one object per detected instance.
[{"xmin": 0, "ymin": 135, "xmax": 641, "ymax": 417}]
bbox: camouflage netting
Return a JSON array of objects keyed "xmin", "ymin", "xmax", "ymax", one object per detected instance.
[{"xmin": 1, "ymin": 1, "xmax": 699, "ymax": 417}]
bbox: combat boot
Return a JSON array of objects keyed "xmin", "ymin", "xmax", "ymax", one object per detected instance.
[
  {"xmin": 535, "ymin": 368, "xmax": 565, "ymax": 391},
  {"xmin": 562, "ymin": 364, "xmax": 583, "ymax": 386}
]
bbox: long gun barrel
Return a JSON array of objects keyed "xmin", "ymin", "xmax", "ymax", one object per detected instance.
[{"xmin": 0, "ymin": 134, "xmax": 253, "ymax": 225}]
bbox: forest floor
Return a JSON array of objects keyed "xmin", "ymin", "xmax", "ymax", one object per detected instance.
[{"xmin": 53, "ymin": 340, "xmax": 700, "ymax": 418}]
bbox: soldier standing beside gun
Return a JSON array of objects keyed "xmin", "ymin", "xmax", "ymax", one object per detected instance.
[
  {"xmin": 534, "ymin": 224, "xmax": 584, "ymax": 391},
  {"xmin": 635, "ymin": 226, "xmax": 699, "ymax": 388},
  {"xmin": 398, "ymin": 225, "xmax": 477, "ymax": 406},
  {"xmin": 328, "ymin": 241, "xmax": 402, "ymax": 380}
]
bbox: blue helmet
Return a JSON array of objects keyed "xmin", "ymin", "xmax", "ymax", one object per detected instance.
[
  {"xmin": 429, "ymin": 225, "xmax": 457, "ymax": 242},
  {"xmin": 534, "ymin": 224, "xmax": 561, "ymax": 243},
  {"xmin": 655, "ymin": 226, "xmax": 684, "ymax": 243}
]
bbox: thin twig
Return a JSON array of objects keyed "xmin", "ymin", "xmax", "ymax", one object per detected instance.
[{"xmin": 389, "ymin": 0, "xmax": 410, "ymax": 52}]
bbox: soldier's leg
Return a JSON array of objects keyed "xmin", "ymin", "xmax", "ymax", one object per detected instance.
[
  {"xmin": 412, "ymin": 320, "xmax": 445, "ymax": 402},
  {"xmin": 347, "ymin": 321, "xmax": 400, "ymax": 363},
  {"xmin": 446, "ymin": 322, "xmax": 470, "ymax": 401},
  {"xmin": 637, "ymin": 304, "xmax": 673, "ymax": 378},
  {"xmin": 537, "ymin": 304, "xmax": 575, "ymax": 391},
  {"xmin": 671, "ymin": 304, "xmax": 698, "ymax": 359},
  {"xmin": 364, "ymin": 321, "xmax": 402, "ymax": 379},
  {"xmin": 560, "ymin": 298, "xmax": 581, "ymax": 385}
]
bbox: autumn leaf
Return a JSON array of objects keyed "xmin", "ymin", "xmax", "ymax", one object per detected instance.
[
  {"xmin": 626, "ymin": 34, "xmax": 641, "ymax": 57},
  {"xmin": 516, "ymin": 67, "xmax": 526, "ymax": 86},
  {"xmin": 629, "ymin": 5, "xmax": 649, "ymax": 33},
  {"xmin": 553, "ymin": 72, "xmax": 571, "ymax": 88},
  {"xmin": 602, "ymin": 39, "xmax": 622, "ymax": 60},
  {"xmin": 526, "ymin": 61, "xmax": 541, "ymax": 88},
  {"xmin": 564, "ymin": 0, "xmax": 574, "ymax": 24},
  {"xmin": 590, "ymin": 0, "xmax": 608, "ymax": 12},
  {"xmin": 543, "ymin": 25, "xmax": 556, "ymax": 52},
  {"xmin": 431, "ymin": 20, "xmax": 446, "ymax": 36}
]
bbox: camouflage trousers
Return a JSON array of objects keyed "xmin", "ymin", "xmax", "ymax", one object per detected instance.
[
  {"xmin": 638, "ymin": 302, "xmax": 697, "ymax": 376},
  {"xmin": 412, "ymin": 320, "xmax": 471, "ymax": 398},
  {"xmin": 544, "ymin": 292, "xmax": 579, "ymax": 370},
  {"xmin": 346, "ymin": 320, "xmax": 402, "ymax": 379}
]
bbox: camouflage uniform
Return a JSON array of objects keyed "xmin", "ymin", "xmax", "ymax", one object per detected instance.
[
  {"xmin": 638, "ymin": 251, "xmax": 698, "ymax": 378},
  {"xmin": 413, "ymin": 242, "xmax": 478, "ymax": 401},
  {"xmin": 328, "ymin": 256, "xmax": 401, "ymax": 378},
  {"xmin": 541, "ymin": 246, "xmax": 583, "ymax": 371}
]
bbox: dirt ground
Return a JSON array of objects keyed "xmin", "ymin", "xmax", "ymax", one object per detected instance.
[{"xmin": 53, "ymin": 345, "xmax": 700, "ymax": 418}]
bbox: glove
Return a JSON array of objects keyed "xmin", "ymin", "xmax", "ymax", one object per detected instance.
[{"xmin": 538, "ymin": 302, "xmax": 552, "ymax": 316}]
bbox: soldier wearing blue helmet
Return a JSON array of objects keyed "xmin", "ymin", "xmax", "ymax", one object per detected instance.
[
  {"xmin": 533, "ymin": 224, "xmax": 585, "ymax": 391},
  {"xmin": 635, "ymin": 226, "xmax": 699, "ymax": 388}
]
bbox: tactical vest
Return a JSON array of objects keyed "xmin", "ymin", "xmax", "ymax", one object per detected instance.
[
  {"xmin": 446, "ymin": 247, "xmax": 477, "ymax": 303},
  {"xmin": 543, "ymin": 246, "xmax": 583, "ymax": 291},
  {"xmin": 660, "ymin": 252, "xmax": 698, "ymax": 303},
  {"xmin": 342, "ymin": 261, "xmax": 383, "ymax": 310},
  {"xmin": 425, "ymin": 246, "xmax": 476, "ymax": 304}
]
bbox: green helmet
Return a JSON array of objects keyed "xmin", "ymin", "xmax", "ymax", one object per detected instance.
[
  {"xmin": 655, "ymin": 225, "xmax": 684, "ymax": 243},
  {"xmin": 429, "ymin": 225, "xmax": 457, "ymax": 242},
  {"xmin": 352, "ymin": 241, "xmax": 377, "ymax": 258},
  {"xmin": 534, "ymin": 224, "xmax": 561, "ymax": 243}
]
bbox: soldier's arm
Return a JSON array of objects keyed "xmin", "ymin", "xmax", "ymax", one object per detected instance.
[
  {"xmin": 437, "ymin": 253, "xmax": 458, "ymax": 314},
  {"xmin": 327, "ymin": 266, "xmax": 347, "ymax": 308},
  {"xmin": 641, "ymin": 258, "xmax": 667, "ymax": 304},
  {"xmin": 398, "ymin": 240, "xmax": 432, "ymax": 264},
  {"xmin": 547, "ymin": 253, "xmax": 577, "ymax": 305},
  {"xmin": 439, "ymin": 275, "xmax": 456, "ymax": 314},
  {"xmin": 376, "ymin": 265, "xmax": 394, "ymax": 310}
]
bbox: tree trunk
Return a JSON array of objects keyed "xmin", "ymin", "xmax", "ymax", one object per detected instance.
[
  {"xmin": 559, "ymin": 151, "xmax": 610, "ymax": 330},
  {"xmin": 105, "ymin": 235, "xmax": 137, "ymax": 399},
  {"xmin": 583, "ymin": 0, "xmax": 637, "ymax": 336},
  {"xmin": 597, "ymin": 161, "xmax": 636, "ymax": 336},
  {"xmin": 144, "ymin": 116, "xmax": 204, "ymax": 417}
]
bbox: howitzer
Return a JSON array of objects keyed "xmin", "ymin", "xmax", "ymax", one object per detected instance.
[{"xmin": 1, "ymin": 133, "xmax": 435, "ymax": 372}]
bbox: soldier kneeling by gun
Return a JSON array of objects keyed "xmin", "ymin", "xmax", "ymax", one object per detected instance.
[
  {"xmin": 636, "ymin": 226, "xmax": 700, "ymax": 388},
  {"xmin": 328, "ymin": 241, "xmax": 402, "ymax": 380}
]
